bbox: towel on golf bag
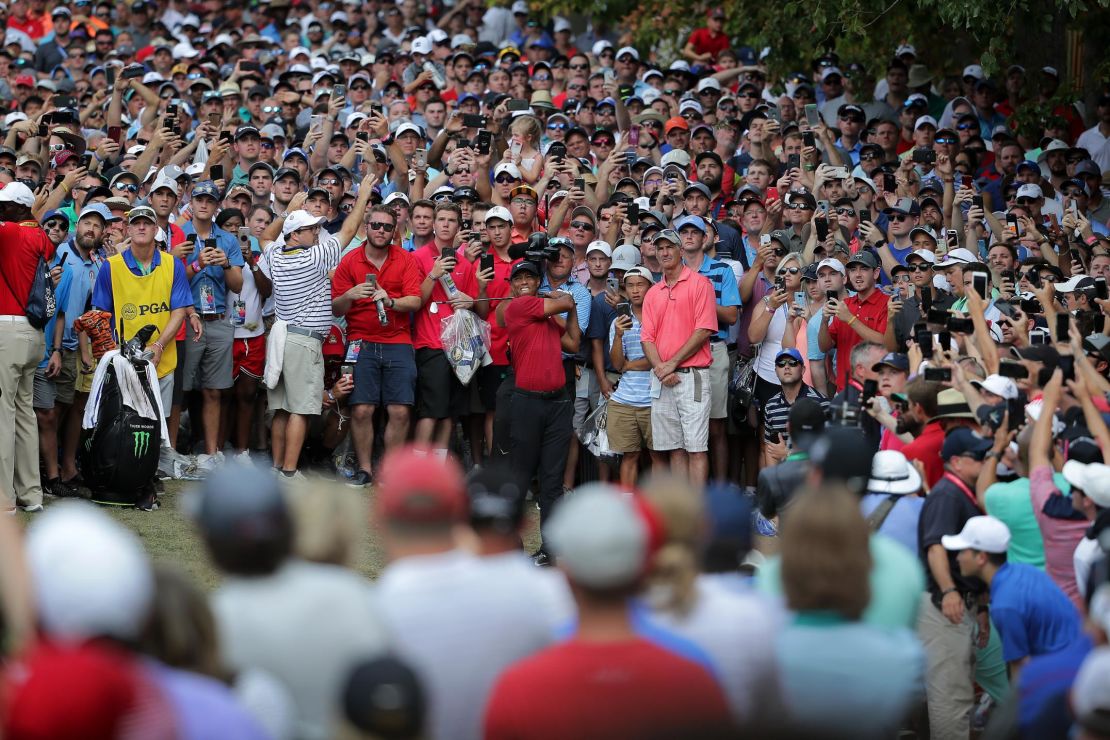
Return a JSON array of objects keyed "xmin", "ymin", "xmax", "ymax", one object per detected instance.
[{"xmin": 83, "ymin": 350, "xmax": 169, "ymax": 443}]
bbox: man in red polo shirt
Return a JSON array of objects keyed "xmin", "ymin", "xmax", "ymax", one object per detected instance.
[
  {"xmin": 0, "ymin": 182, "xmax": 56, "ymax": 512},
  {"xmin": 332, "ymin": 204, "xmax": 423, "ymax": 487},
  {"xmin": 472, "ymin": 206, "xmax": 521, "ymax": 462},
  {"xmin": 818, "ymin": 250, "xmax": 890, "ymax": 392},
  {"xmin": 411, "ymin": 201, "xmax": 478, "ymax": 454},
  {"xmin": 640, "ymin": 222, "xmax": 718, "ymax": 485}
]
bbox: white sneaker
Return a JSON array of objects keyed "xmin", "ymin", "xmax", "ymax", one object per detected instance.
[
  {"xmin": 234, "ymin": 450, "xmax": 252, "ymax": 464},
  {"xmin": 194, "ymin": 453, "xmax": 218, "ymax": 472},
  {"xmin": 214, "ymin": 451, "xmax": 226, "ymax": 464},
  {"xmin": 19, "ymin": 504, "xmax": 44, "ymax": 513}
]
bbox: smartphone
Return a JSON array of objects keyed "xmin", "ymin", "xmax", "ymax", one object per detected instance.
[
  {"xmin": 1069, "ymin": 199, "xmax": 1079, "ymax": 219},
  {"xmin": 825, "ymin": 289, "xmax": 838, "ymax": 303},
  {"xmin": 997, "ymin": 360, "xmax": 1029, "ymax": 379},
  {"xmin": 547, "ymin": 141, "xmax": 567, "ymax": 161},
  {"xmin": 238, "ymin": 227, "xmax": 251, "ymax": 247},
  {"xmin": 106, "ymin": 67, "xmax": 116, "ymax": 86},
  {"xmin": 219, "ymin": 131, "xmax": 233, "ymax": 145},
  {"xmin": 333, "ymin": 84, "xmax": 346, "ymax": 98},
  {"xmin": 814, "ymin": 215, "xmax": 828, "ymax": 241},
  {"xmin": 927, "ymin": 308, "xmax": 949, "ymax": 325},
  {"xmin": 479, "ymin": 253, "xmax": 494, "ymax": 274},
  {"xmin": 912, "ymin": 148, "xmax": 937, "ymax": 164},
  {"xmin": 107, "ymin": 125, "xmax": 123, "ymax": 146},
  {"xmin": 365, "ymin": 273, "xmax": 378, "ymax": 290},
  {"xmin": 1005, "ymin": 213, "xmax": 1019, "ymax": 240},
  {"xmin": 1055, "ymin": 312, "xmax": 1070, "ymax": 342},
  {"xmin": 207, "ymin": 111, "xmax": 222, "ymax": 128},
  {"xmin": 916, "ymin": 327, "xmax": 934, "ymax": 358},
  {"xmin": 802, "ymin": 131, "xmax": 815, "ymax": 149},
  {"xmin": 786, "ymin": 153, "xmax": 800, "ymax": 171},
  {"xmin": 858, "ymin": 209, "xmax": 870, "ymax": 224},
  {"xmin": 947, "ymin": 316, "xmax": 974, "ymax": 333},
  {"xmin": 1060, "ymin": 355, "xmax": 1076, "ymax": 382},
  {"xmin": 616, "ymin": 302, "xmax": 632, "ymax": 318},
  {"xmin": 356, "ymin": 131, "xmax": 369, "ymax": 143},
  {"xmin": 793, "ymin": 291, "xmax": 806, "ymax": 308},
  {"xmin": 617, "ymin": 83, "xmax": 634, "ymax": 100},
  {"xmin": 79, "ymin": 153, "xmax": 92, "ymax": 170},
  {"xmin": 972, "ymin": 195, "xmax": 984, "ymax": 211},
  {"xmin": 475, "ymin": 130, "xmax": 492, "ymax": 155},
  {"xmin": 574, "ymin": 177, "xmax": 585, "ymax": 191},
  {"xmin": 204, "ymin": 237, "xmax": 217, "ymax": 250},
  {"xmin": 1097, "ymin": 277, "xmax": 1109, "ymax": 301},
  {"xmin": 628, "ymin": 125, "xmax": 640, "ymax": 148},
  {"xmin": 761, "ymin": 234, "xmax": 773, "ymax": 247},
  {"xmin": 210, "ymin": 164, "xmax": 224, "ymax": 181},
  {"xmin": 509, "ymin": 137, "xmax": 523, "ymax": 158},
  {"xmin": 461, "ymin": 114, "xmax": 487, "ymax": 128},
  {"xmin": 627, "ymin": 202, "xmax": 639, "ymax": 225},
  {"xmin": 1020, "ymin": 296, "xmax": 1043, "ymax": 314},
  {"xmin": 937, "ymin": 330, "xmax": 951, "ymax": 350},
  {"xmin": 862, "ymin": 379, "xmax": 879, "ymax": 403},
  {"xmin": 121, "ymin": 64, "xmax": 145, "ymax": 80},
  {"xmin": 606, "ymin": 275, "xmax": 620, "ymax": 294},
  {"xmin": 1030, "ymin": 329, "xmax": 1049, "ymax": 345},
  {"xmin": 972, "ymin": 272, "xmax": 989, "ymax": 300},
  {"xmin": 882, "ymin": 173, "xmax": 896, "ymax": 192},
  {"xmin": 166, "ymin": 102, "xmax": 179, "ymax": 118},
  {"xmin": 369, "ymin": 103, "xmax": 384, "ymax": 116},
  {"xmin": 946, "ymin": 229, "xmax": 959, "ymax": 250},
  {"xmin": 37, "ymin": 123, "xmax": 48, "ymax": 138},
  {"xmin": 506, "ymin": 98, "xmax": 530, "ymax": 112},
  {"xmin": 241, "ymin": 61, "xmax": 264, "ymax": 74},
  {"xmin": 804, "ymin": 103, "xmax": 819, "ymax": 128},
  {"xmin": 340, "ymin": 363, "xmax": 354, "ymax": 380},
  {"xmin": 924, "ymin": 366, "xmax": 952, "ymax": 382}
]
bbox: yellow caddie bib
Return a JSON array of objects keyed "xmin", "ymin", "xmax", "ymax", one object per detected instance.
[{"xmin": 108, "ymin": 251, "xmax": 177, "ymax": 378}]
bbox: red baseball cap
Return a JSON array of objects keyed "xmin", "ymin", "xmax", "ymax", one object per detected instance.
[
  {"xmin": 375, "ymin": 445, "xmax": 466, "ymax": 524},
  {"xmin": 664, "ymin": 116, "xmax": 689, "ymax": 134},
  {"xmin": 13, "ymin": 75, "xmax": 34, "ymax": 88}
]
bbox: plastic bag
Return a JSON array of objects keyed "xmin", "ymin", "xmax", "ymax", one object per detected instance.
[
  {"xmin": 576, "ymin": 399, "xmax": 621, "ymax": 462},
  {"xmin": 440, "ymin": 308, "xmax": 490, "ymax": 385}
]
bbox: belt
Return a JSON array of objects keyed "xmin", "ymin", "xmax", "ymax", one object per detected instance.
[
  {"xmin": 0, "ymin": 315, "xmax": 29, "ymax": 323},
  {"xmin": 201, "ymin": 313, "xmax": 226, "ymax": 321},
  {"xmin": 288, "ymin": 326, "xmax": 327, "ymax": 342},
  {"xmin": 709, "ymin": 337, "xmax": 725, "ymax": 343},
  {"xmin": 674, "ymin": 366, "xmax": 709, "ymax": 373},
  {"xmin": 514, "ymin": 387, "xmax": 566, "ymax": 400}
]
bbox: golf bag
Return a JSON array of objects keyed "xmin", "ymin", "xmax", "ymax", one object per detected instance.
[{"xmin": 80, "ymin": 324, "xmax": 162, "ymax": 505}]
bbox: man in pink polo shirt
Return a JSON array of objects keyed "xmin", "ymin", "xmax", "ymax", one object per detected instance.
[{"xmin": 640, "ymin": 219, "xmax": 718, "ymax": 484}]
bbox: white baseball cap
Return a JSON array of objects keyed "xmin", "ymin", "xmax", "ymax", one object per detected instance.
[
  {"xmin": 934, "ymin": 247, "xmax": 977, "ymax": 268},
  {"xmin": 971, "ymin": 374, "xmax": 1018, "ymax": 400},
  {"xmin": 149, "ymin": 176, "xmax": 179, "ymax": 196},
  {"xmin": 281, "ymin": 209, "xmax": 326, "ymax": 236},
  {"xmin": 494, "ymin": 162, "xmax": 522, "ymax": 179},
  {"xmin": 383, "ymin": 192, "xmax": 410, "ymax": 206},
  {"xmin": 1071, "ymin": 646, "xmax": 1110, "ymax": 733},
  {"xmin": 907, "ymin": 249, "xmax": 937, "ymax": 264},
  {"xmin": 586, "ymin": 240, "xmax": 611, "ymax": 257},
  {"xmin": 615, "ymin": 46, "xmax": 639, "ymax": 61},
  {"xmin": 0, "ymin": 181, "xmax": 34, "ymax": 206},
  {"xmin": 962, "ymin": 64, "xmax": 985, "ymax": 80},
  {"xmin": 816, "ymin": 257, "xmax": 846, "ymax": 275},
  {"xmin": 546, "ymin": 484, "xmax": 649, "ymax": 589},
  {"xmin": 612, "ymin": 244, "xmax": 641, "ymax": 272},
  {"xmin": 696, "ymin": 77, "xmax": 721, "ymax": 92},
  {"xmin": 1062, "ymin": 460, "xmax": 1110, "ymax": 507},
  {"xmin": 484, "ymin": 205, "xmax": 512, "ymax": 224},
  {"xmin": 394, "ymin": 121, "xmax": 425, "ymax": 140},
  {"xmin": 914, "ymin": 115, "xmax": 939, "ymax": 131},
  {"xmin": 1016, "ymin": 183, "xmax": 1043, "ymax": 200},
  {"xmin": 410, "ymin": 36, "xmax": 433, "ymax": 56},
  {"xmin": 941, "ymin": 515, "xmax": 1011, "ymax": 553}
]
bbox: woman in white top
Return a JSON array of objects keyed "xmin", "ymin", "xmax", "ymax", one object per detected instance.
[{"xmin": 748, "ymin": 253, "xmax": 805, "ymax": 389}]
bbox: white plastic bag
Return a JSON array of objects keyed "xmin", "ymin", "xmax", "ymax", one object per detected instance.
[
  {"xmin": 440, "ymin": 308, "xmax": 490, "ymax": 385},
  {"xmin": 576, "ymin": 399, "xmax": 621, "ymax": 462}
]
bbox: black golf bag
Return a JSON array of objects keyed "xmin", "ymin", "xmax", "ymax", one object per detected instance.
[{"xmin": 80, "ymin": 324, "xmax": 162, "ymax": 505}]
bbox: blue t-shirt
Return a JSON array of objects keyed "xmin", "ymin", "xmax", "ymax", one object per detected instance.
[
  {"xmin": 990, "ymin": 562, "xmax": 1082, "ymax": 663},
  {"xmin": 180, "ymin": 223, "xmax": 246, "ymax": 314},
  {"xmin": 879, "ymin": 242, "xmax": 913, "ymax": 286},
  {"xmin": 52, "ymin": 243, "xmax": 103, "ymax": 350},
  {"xmin": 92, "ymin": 249, "xmax": 195, "ymax": 323},
  {"xmin": 586, "ymin": 292, "xmax": 617, "ymax": 373},
  {"xmin": 693, "ymin": 256, "xmax": 742, "ymax": 342},
  {"xmin": 859, "ymin": 493, "xmax": 925, "ymax": 555}
]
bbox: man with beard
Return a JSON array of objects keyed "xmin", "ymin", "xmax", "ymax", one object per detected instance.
[
  {"xmin": 818, "ymin": 250, "xmax": 890, "ymax": 392},
  {"xmin": 693, "ymin": 150, "xmax": 732, "ymax": 219},
  {"xmin": 49, "ymin": 203, "xmax": 120, "ymax": 496}
]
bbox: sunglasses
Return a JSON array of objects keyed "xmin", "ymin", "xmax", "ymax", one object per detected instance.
[
  {"xmin": 889, "ymin": 214, "xmax": 912, "ymax": 222},
  {"xmin": 860, "ymin": 152, "xmax": 880, "ymax": 160},
  {"xmin": 533, "ymin": 74, "xmax": 550, "ymax": 81},
  {"xmin": 907, "ymin": 263, "xmax": 932, "ymax": 272},
  {"xmin": 775, "ymin": 358, "xmax": 801, "ymax": 368},
  {"xmin": 44, "ymin": 221, "xmax": 66, "ymax": 229},
  {"xmin": 318, "ymin": 178, "xmax": 340, "ymax": 186},
  {"xmin": 834, "ymin": 207, "xmax": 856, "ymax": 216},
  {"xmin": 738, "ymin": 92, "xmax": 759, "ymax": 99},
  {"xmin": 570, "ymin": 220, "xmax": 595, "ymax": 230},
  {"xmin": 956, "ymin": 123, "xmax": 977, "ymax": 131},
  {"xmin": 112, "ymin": 183, "xmax": 138, "ymax": 192},
  {"xmin": 779, "ymin": 266, "xmax": 800, "ymax": 275},
  {"xmin": 367, "ymin": 221, "xmax": 395, "ymax": 231},
  {"xmin": 935, "ymin": 137, "xmax": 957, "ymax": 145},
  {"xmin": 261, "ymin": 141, "xmax": 274, "ymax": 149},
  {"xmin": 785, "ymin": 203, "xmax": 813, "ymax": 210},
  {"xmin": 511, "ymin": 197, "xmax": 536, "ymax": 205},
  {"xmin": 494, "ymin": 175, "xmax": 520, "ymax": 184},
  {"xmin": 548, "ymin": 123, "xmax": 567, "ymax": 130},
  {"xmin": 894, "ymin": 273, "xmax": 913, "ymax": 282},
  {"xmin": 1018, "ymin": 271, "xmax": 1040, "ymax": 280},
  {"xmin": 1062, "ymin": 189, "xmax": 1083, "ymax": 198},
  {"xmin": 773, "ymin": 247, "xmax": 788, "ymax": 257},
  {"xmin": 570, "ymin": 63, "xmax": 589, "ymax": 70},
  {"xmin": 340, "ymin": 203, "xmax": 353, "ymax": 212}
]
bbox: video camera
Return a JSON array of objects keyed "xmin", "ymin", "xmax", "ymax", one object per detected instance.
[{"xmin": 508, "ymin": 232, "xmax": 562, "ymax": 274}]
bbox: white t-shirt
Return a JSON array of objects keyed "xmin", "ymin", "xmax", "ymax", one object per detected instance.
[
  {"xmin": 376, "ymin": 549, "xmax": 569, "ymax": 740},
  {"xmin": 211, "ymin": 559, "xmax": 388, "ymax": 740},
  {"xmin": 643, "ymin": 574, "xmax": 785, "ymax": 724},
  {"xmin": 1075, "ymin": 536, "xmax": 1105, "ymax": 599},
  {"xmin": 228, "ymin": 245, "xmax": 270, "ymax": 339}
]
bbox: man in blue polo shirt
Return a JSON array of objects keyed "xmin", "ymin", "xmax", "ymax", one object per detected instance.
[
  {"xmin": 180, "ymin": 180, "xmax": 246, "ymax": 471},
  {"xmin": 675, "ymin": 212, "xmax": 740, "ymax": 482},
  {"xmin": 944, "ymin": 515, "xmax": 1081, "ymax": 678}
]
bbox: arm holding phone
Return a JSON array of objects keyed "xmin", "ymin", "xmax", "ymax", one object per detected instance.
[
  {"xmin": 337, "ymin": 173, "xmax": 380, "ymax": 248},
  {"xmin": 962, "ymin": 288, "xmax": 1000, "ymax": 375},
  {"xmin": 129, "ymin": 81, "xmax": 161, "ymax": 129}
]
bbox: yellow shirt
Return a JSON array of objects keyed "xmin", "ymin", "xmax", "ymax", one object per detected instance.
[{"xmin": 107, "ymin": 251, "xmax": 177, "ymax": 378}]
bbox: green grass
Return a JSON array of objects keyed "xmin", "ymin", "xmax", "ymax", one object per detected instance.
[{"xmin": 21, "ymin": 478, "xmax": 540, "ymax": 590}]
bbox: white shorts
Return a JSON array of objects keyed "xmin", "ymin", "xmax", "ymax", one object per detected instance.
[{"xmin": 650, "ymin": 367, "xmax": 710, "ymax": 453}]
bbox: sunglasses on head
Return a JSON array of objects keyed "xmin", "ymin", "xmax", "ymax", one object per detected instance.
[{"xmin": 775, "ymin": 358, "xmax": 801, "ymax": 368}]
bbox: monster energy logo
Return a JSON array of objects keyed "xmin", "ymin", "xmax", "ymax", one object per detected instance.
[{"xmin": 132, "ymin": 431, "xmax": 151, "ymax": 457}]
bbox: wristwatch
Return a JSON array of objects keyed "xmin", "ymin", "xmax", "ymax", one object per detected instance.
[{"xmin": 984, "ymin": 450, "xmax": 1000, "ymax": 460}]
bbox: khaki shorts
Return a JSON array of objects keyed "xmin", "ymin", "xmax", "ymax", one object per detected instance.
[
  {"xmin": 708, "ymin": 341, "xmax": 729, "ymax": 420},
  {"xmin": 650, "ymin": 367, "xmax": 710, "ymax": 452},
  {"xmin": 606, "ymin": 400, "xmax": 652, "ymax": 452},
  {"xmin": 76, "ymin": 357, "xmax": 98, "ymax": 394},
  {"xmin": 53, "ymin": 349, "xmax": 79, "ymax": 405},
  {"xmin": 267, "ymin": 332, "xmax": 324, "ymax": 416}
]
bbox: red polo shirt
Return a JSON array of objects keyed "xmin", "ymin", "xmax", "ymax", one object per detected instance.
[
  {"xmin": 0, "ymin": 221, "xmax": 56, "ymax": 316},
  {"xmin": 474, "ymin": 248, "xmax": 522, "ymax": 365},
  {"xmin": 902, "ymin": 421, "xmax": 945, "ymax": 488},
  {"xmin": 827, "ymin": 288, "xmax": 889, "ymax": 391},
  {"xmin": 505, "ymin": 294, "xmax": 566, "ymax": 392},
  {"xmin": 411, "ymin": 243, "xmax": 479, "ymax": 350},
  {"xmin": 332, "ymin": 244, "xmax": 422, "ymax": 344}
]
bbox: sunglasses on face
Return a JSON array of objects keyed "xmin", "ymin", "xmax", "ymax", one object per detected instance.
[
  {"xmin": 889, "ymin": 214, "xmax": 911, "ymax": 222},
  {"xmin": 568, "ymin": 84, "xmax": 586, "ymax": 91},
  {"xmin": 775, "ymin": 358, "xmax": 801, "ymax": 368},
  {"xmin": 318, "ymin": 178, "xmax": 339, "ymax": 186},
  {"xmin": 340, "ymin": 203, "xmax": 353, "ymax": 212},
  {"xmin": 511, "ymin": 197, "xmax": 535, "ymax": 206},
  {"xmin": 1019, "ymin": 271, "xmax": 1040, "ymax": 280},
  {"xmin": 113, "ymin": 183, "xmax": 138, "ymax": 192},
  {"xmin": 533, "ymin": 74, "xmax": 550, "ymax": 81},
  {"xmin": 894, "ymin": 273, "xmax": 913, "ymax": 283},
  {"xmin": 935, "ymin": 137, "xmax": 957, "ymax": 145},
  {"xmin": 495, "ymin": 175, "xmax": 520, "ymax": 184},
  {"xmin": 907, "ymin": 263, "xmax": 932, "ymax": 272},
  {"xmin": 785, "ymin": 203, "xmax": 812, "ymax": 211},
  {"xmin": 780, "ymin": 266, "xmax": 800, "ymax": 275},
  {"xmin": 570, "ymin": 63, "xmax": 589, "ymax": 70},
  {"xmin": 570, "ymin": 220, "xmax": 595, "ymax": 230},
  {"xmin": 834, "ymin": 207, "xmax": 856, "ymax": 216},
  {"xmin": 1062, "ymin": 189, "xmax": 1083, "ymax": 198},
  {"xmin": 44, "ymin": 221, "xmax": 66, "ymax": 230},
  {"xmin": 773, "ymin": 247, "xmax": 788, "ymax": 257},
  {"xmin": 956, "ymin": 123, "xmax": 977, "ymax": 131},
  {"xmin": 548, "ymin": 123, "xmax": 567, "ymax": 130},
  {"xmin": 367, "ymin": 221, "xmax": 394, "ymax": 231}
]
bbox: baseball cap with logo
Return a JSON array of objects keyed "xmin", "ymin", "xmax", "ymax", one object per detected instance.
[
  {"xmin": 484, "ymin": 206, "xmax": 512, "ymax": 224},
  {"xmin": 126, "ymin": 205, "xmax": 157, "ymax": 223},
  {"xmin": 0, "ymin": 181, "xmax": 34, "ymax": 207},
  {"xmin": 191, "ymin": 180, "xmax": 221, "ymax": 200},
  {"xmin": 934, "ymin": 248, "xmax": 977, "ymax": 268},
  {"xmin": 281, "ymin": 209, "xmax": 325, "ymax": 235},
  {"xmin": 1061, "ymin": 461, "xmax": 1110, "ymax": 507},
  {"xmin": 612, "ymin": 244, "xmax": 641, "ymax": 272},
  {"xmin": 941, "ymin": 515, "xmax": 1011, "ymax": 553},
  {"xmin": 623, "ymin": 266, "xmax": 654, "ymax": 284}
]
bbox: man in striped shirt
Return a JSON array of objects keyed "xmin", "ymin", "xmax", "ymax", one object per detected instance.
[
  {"xmin": 761, "ymin": 348, "xmax": 829, "ymax": 465},
  {"xmin": 264, "ymin": 175, "xmax": 379, "ymax": 478}
]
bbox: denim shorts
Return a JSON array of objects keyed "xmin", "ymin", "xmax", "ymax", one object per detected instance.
[{"xmin": 350, "ymin": 341, "xmax": 416, "ymax": 407}]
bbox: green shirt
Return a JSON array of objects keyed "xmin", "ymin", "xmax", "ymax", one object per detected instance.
[
  {"xmin": 983, "ymin": 474, "xmax": 1069, "ymax": 569},
  {"xmin": 757, "ymin": 533, "xmax": 925, "ymax": 630}
]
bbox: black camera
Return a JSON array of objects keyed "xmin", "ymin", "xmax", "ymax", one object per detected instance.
[{"xmin": 513, "ymin": 232, "xmax": 560, "ymax": 267}]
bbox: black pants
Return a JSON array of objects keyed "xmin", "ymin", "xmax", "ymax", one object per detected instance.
[{"xmin": 509, "ymin": 389, "xmax": 572, "ymax": 537}]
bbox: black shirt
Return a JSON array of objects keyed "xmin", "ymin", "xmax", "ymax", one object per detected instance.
[{"xmin": 918, "ymin": 473, "xmax": 984, "ymax": 599}]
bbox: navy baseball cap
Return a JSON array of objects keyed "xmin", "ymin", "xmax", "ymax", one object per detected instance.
[
  {"xmin": 941, "ymin": 428, "xmax": 993, "ymax": 461},
  {"xmin": 872, "ymin": 352, "xmax": 909, "ymax": 373},
  {"xmin": 191, "ymin": 180, "xmax": 221, "ymax": 200}
]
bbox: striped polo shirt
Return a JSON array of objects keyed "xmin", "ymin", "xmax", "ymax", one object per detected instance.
[
  {"xmin": 693, "ymin": 255, "xmax": 742, "ymax": 342},
  {"xmin": 762, "ymin": 384, "xmax": 829, "ymax": 446},
  {"xmin": 608, "ymin": 314, "xmax": 650, "ymax": 407},
  {"xmin": 267, "ymin": 235, "xmax": 344, "ymax": 332}
]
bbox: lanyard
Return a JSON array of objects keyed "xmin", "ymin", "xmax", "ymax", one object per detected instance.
[{"xmin": 942, "ymin": 472, "xmax": 982, "ymax": 512}]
